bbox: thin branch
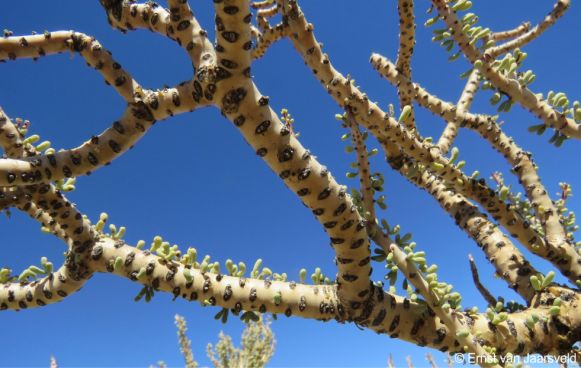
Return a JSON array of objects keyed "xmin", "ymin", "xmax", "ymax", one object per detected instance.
[
  {"xmin": 489, "ymin": 22, "xmax": 531, "ymax": 42},
  {"xmin": 395, "ymin": 0, "xmax": 417, "ymax": 130},
  {"xmin": 437, "ymin": 69, "xmax": 480, "ymax": 154},
  {"xmin": 0, "ymin": 31, "xmax": 143, "ymax": 103},
  {"xmin": 468, "ymin": 254, "xmax": 497, "ymax": 306},
  {"xmin": 346, "ymin": 111, "xmax": 376, "ymax": 223},
  {"xmin": 446, "ymin": 354, "xmax": 454, "ymax": 368},
  {"xmin": 431, "ymin": 0, "xmax": 580, "ymax": 140},
  {"xmin": 485, "ymin": 1, "xmax": 569, "ymax": 58},
  {"xmin": 252, "ymin": 21, "xmax": 287, "ymax": 60},
  {"xmin": 344, "ymin": 111, "xmax": 393, "ymax": 256},
  {"xmin": 388, "ymin": 354, "xmax": 395, "ymax": 368}
]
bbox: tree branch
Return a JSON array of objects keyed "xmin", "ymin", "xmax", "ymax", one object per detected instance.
[
  {"xmin": 390, "ymin": 245, "xmax": 501, "ymax": 367},
  {"xmin": 346, "ymin": 111, "xmax": 377, "ymax": 223},
  {"xmin": 395, "ymin": 0, "xmax": 417, "ymax": 131},
  {"xmin": 214, "ymin": 77, "xmax": 373, "ymax": 314},
  {"xmin": 0, "ymin": 102, "xmax": 156, "ymax": 186},
  {"xmin": 437, "ymin": 69, "xmax": 480, "ymax": 154},
  {"xmin": 485, "ymin": 1, "xmax": 569, "ymax": 58},
  {"xmin": 406, "ymin": 165, "xmax": 538, "ymax": 302},
  {"xmin": 468, "ymin": 254, "xmax": 497, "ymax": 306},
  {"xmin": 371, "ymin": 55, "xmax": 581, "ymax": 284},
  {"xmin": 0, "ymin": 31, "xmax": 143, "ymax": 103},
  {"xmin": 0, "ymin": 183, "xmax": 96, "ymax": 310},
  {"xmin": 214, "ymin": 0, "xmax": 253, "ymax": 79},
  {"xmin": 431, "ymin": 0, "xmax": 580, "ymax": 140},
  {"xmin": 489, "ymin": 22, "xmax": 531, "ymax": 42},
  {"xmin": 252, "ymin": 21, "xmax": 287, "ymax": 60}
]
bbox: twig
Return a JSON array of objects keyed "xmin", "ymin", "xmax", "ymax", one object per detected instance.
[{"xmin": 468, "ymin": 254, "xmax": 497, "ymax": 306}]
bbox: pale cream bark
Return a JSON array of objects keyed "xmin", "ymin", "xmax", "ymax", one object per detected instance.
[{"xmin": 0, "ymin": 0, "xmax": 579, "ymax": 364}]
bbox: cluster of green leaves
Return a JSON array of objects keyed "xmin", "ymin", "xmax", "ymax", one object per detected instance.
[
  {"xmin": 490, "ymin": 172, "xmax": 544, "ymax": 242},
  {"xmin": 129, "ymin": 232, "xmax": 333, "ymax": 323},
  {"xmin": 485, "ymin": 49, "xmax": 530, "ymax": 113},
  {"xmin": 93, "ymin": 212, "xmax": 126, "ymax": 239},
  {"xmin": 491, "ymin": 174, "xmax": 579, "ymax": 257},
  {"xmin": 529, "ymin": 270, "xmax": 555, "ymax": 292},
  {"xmin": 406, "ymin": 145, "xmax": 478, "ymax": 187},
  {"xmin": 214, "ymin": 307, "xmax": 260, "ymax": 325},
  {"xmin": 14, "ymin": 257, "xmax": 53, "ymax": 283},
  {"xmin": 528, "ymin": 92, "xmax": 581, "ymax": 147},
  {"xmin": 299, "ymin": 266, "xmax": 332, "ymax": 285},
  {"xmin": 485, "ymin": 301, "xmax": 509, "ymax": 326},
  {"xmin": 376, "ymin": 220, "xmax": 468, "ymax": 312},
  {"xmin": 280, "ymin": 108, "xmax": 299, "ymax": 137},
  {"xmin": 0, "ymin": 267, "xmax": 15, "ymax": 284},
  {"xmin": 554, "ymin": 183, "xmax": 580, "ymax": 251},
  {"xmin": 335, "ymin": 113, "xmax": 386, "ymax": 218},
  {"xmin": 425, "ymin": 1, "xmax": 491, "ymax": 61},
  {"xmin": 427, "ymin": 0, "xmax": 579, "ymax": 147}
]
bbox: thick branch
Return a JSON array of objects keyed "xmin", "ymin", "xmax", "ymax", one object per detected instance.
[
  {"xmin": 99, "ymin": 0, "xmax": 215, "ymax": 69},
  {"xmin": 213, "ymin": 77, "xmax": 372, "ymax": 315},
  {"xmin": 0, "ymin": 102, "xmax": 155, "ymax": 186},
  {"xmin": 214, "ymin": 0, "xmax": 253, "ymax": 78},
  {"xmin": 92, "ymin": 237, "xmax": 342, "ymax": 320},
  {"xmin": 1, "ymin": 183, "xmax": 96, "ymax": 311},
  {"xmin": 408, "ymin": 165, "xmax": 538, "ymax": 302}
]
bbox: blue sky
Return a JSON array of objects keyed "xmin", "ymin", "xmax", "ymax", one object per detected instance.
[{"xmin": 0, "ymin": 1, "xmax": 579, "ymax": 367}]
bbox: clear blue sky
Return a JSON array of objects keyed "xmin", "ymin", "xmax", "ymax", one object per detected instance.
[{"xmin": 1, "ymin": 1, "xmax": 579, "ymax": 367}]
